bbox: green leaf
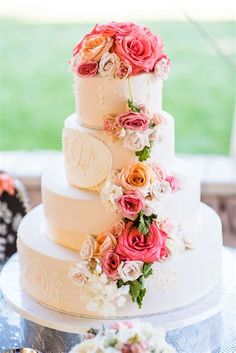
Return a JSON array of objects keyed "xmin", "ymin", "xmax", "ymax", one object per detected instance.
[
  {"xmin": 128, "ymin": 99, "xmax": 141, "ymax": 113},
  {"xmin": 87, "ymin": 327, "xmax": 99, "ymax": 336},
  {"xmin": 117, "ymin": 279, "xmax": 126, "ymax": 288},
  {"xmin": 135, "ymin": 145, "xmax": 151, "ymax": 162},
  {"xmin": 143, "ymin": 263, "xmax": 153, "ymax": 278},
  {"xmin": 129, "ymin": 280, "xmax": 142, "ymax": 302},
  {"xmin": 137, "ymin": 288, "xmax": 146, "ymax": 308},
  {"xmin": 134, "ymin": 211, "xmax": 157, "ymax": 235}
]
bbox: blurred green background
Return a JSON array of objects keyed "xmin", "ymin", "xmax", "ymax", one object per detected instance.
[{"xmin": 0, "ymin": 19, "xmax": 235, "ymax": 153}]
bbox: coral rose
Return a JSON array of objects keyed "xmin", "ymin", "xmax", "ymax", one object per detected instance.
[
  {"xmin": 76, "ymin": 61, "xmax": 98, "ymax": 77},
  {"xmin": 80, "ymin": 34, "xmax": 113, "ymax": 62},
  {"xmin": 114, "ymin": 29, "xmax": 163, "ymax": 74},
  {"xmin": 116, "ymin": 111, "xmax": 150, "ymax": 131},
  {"xmin": 115, "ymin": 191, "xmax": 144, "ymax": 220},
  {"xmin": 116, "ymin": 222, "xmax": 168, "ymax": 263},
  {"xmin": 116, "ymin": 162, "xmax": 154, "ymax": 197},
  {"xmin": 101, "ymin": 251, "xmax": 121, "ymax": 280}
]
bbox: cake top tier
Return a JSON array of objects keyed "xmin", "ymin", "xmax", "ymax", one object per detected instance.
[{"xmin": 70, "ymin": 21, "xmax": 170, "ymax": 79}]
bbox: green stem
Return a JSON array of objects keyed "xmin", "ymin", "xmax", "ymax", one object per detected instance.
[{"xmin": 128, "ymin": 76, "xmax": 133, "ymax": 102}]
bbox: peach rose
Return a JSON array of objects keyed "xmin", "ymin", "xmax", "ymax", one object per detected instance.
[
  {"xmin": 110, "ymin": 219, "xmax": 126, "ymax": 238},
  {"xmin": 80, "ymin": 34, "xmax": 113, "ymax": 62},
  {"xmin": 116, "ymin": 162, "xmax": 154, "ymax": 197},
  {"xmin": 94, "ymin": 232, "xmax": 117, "ymax": 257}
]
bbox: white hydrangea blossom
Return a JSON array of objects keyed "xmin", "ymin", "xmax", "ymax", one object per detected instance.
[{"xmin": 83, "ymin": 272, "xmax": 130, "ymax": 316}]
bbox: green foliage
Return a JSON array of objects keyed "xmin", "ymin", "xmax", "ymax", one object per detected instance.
[
  {"xmin": 135, "ymin": 145, "xmax": 151, "ymax": 162},
  {"xmin": 134, "ymin": 211, "xmax": 157, "ymax": 235},
  {"xmin": 128, "ymin": 99, "xmax": 141, "ymax": 112}
]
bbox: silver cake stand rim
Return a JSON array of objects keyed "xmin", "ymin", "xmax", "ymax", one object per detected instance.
[{"xmin": 0, "ymin": 248, "xmax": 235, "ymax": 334}]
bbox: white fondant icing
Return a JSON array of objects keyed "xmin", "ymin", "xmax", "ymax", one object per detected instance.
[
  {"xmin": 63, "ymin": 128, "xmax": 113, "ymax": 190},
  {"xmin": 74, "ymin": 73, "xmax": 162, "ymax": 128},
  {"xmin": 17, "ymin": 203, "xmax": 222, "ymax": 318}
]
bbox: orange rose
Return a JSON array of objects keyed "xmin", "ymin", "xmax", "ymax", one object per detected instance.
[
  {"xmin": 94, "ymin": 232, "xmax": 117, "ymax": 258},
  {"xmin": 81, "ymin": 34, "xmax": 113, "ymax": 62},
  {"xmin": 116, "ymin": 162, "xmax": 154, "ymax": 197}
]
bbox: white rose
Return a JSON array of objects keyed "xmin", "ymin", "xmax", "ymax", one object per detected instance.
[
  {"xmin": 149, "ymin": 180, "xmax": 163, "ymax": 200},
  {"xmin": 100, "ymin": 178, "xmax": 123, "ymax": 211},
  {"xmin": 99, "ymin": 52, "xmax": 120, "ymax": 78},
  {"xmin": 144, "ymin": 200, "xmax": 159, "ymax": 216},
  {"xmin": 69, "ymin": 262, "xmax": 90, "ymax": 286},
  {"xmin": 123, "ymin": 131, "xmax": 150, "ymax": 151},
  {"xmin": 80, "ymin": 235, "xmax": 96, "ymax": 261},
  {"xmin": 118, "ymin": 261, "xmax": 143, "ymax": 282}
]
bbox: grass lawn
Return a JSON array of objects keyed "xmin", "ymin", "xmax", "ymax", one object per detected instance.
[{"xmin": 0, "ymin": 19, "xmax": 235, "ymax": 154}]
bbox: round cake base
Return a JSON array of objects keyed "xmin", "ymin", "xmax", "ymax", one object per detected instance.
[{"xmin": 1, "ymin": 249, "xmax": 235, "ymax": 334}]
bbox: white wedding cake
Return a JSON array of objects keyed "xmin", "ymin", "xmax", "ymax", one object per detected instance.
[{"xmin": 17, "ymin": 22, "xmax": 222, "ymax": 318}]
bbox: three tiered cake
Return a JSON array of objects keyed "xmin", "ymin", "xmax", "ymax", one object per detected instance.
[{"xmin": 17, "ymin": 22, "xmax": 222, "ymax": 318}]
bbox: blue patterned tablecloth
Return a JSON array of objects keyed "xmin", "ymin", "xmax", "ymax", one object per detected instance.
[{"xmin": 0, "ymin": 249, "xmax": 236, "ymax": 353}]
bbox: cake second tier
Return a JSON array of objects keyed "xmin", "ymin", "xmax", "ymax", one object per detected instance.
[
  {"xmin": 63, "ymin": 112, "xmax": 175, "ymax": 191},
  {"xmin": 42, "ymin": 159, "xmax": 200, "ymax": 251}
]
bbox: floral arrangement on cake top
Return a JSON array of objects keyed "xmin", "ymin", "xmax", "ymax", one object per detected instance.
[
  {"xmin": 103, "ymin": 99, "xmax": 167, "ymax": 161},
  {"xmin": 70, "ymin": 22, "xmax": 170, "ymax": 79},
  {"xmin": 69, "ymin": 161, "xmax": 189, "ymax": 315},
  {"xmin": 69, "ymin": 321, "xmax": 176, "ymax": 353}
]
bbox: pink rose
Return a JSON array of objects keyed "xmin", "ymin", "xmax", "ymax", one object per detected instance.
[
  {"xmin": 115, "ymin": 61, "xmax": 132, "ymax": 79},
  {"xmin": 76, "ymin": 61, "xmax": 98, "ymax": 77},
  {"xmin": 101, "ymin": 251, "xmax": 121, "ymax": 280},
  {"xmin": 0, "ymin": 173, "xmax": 15, "ymax": 196},
  {"xmin": 116, "ymin": 222, "xmax": 168, "ymax": 263},
  {"xmin": 165, "ymin": 176, "xmax": 180, "ymax": 192},
  {"xmin": 115, "ymin": 191, "xmax": 144, "ymax": 220},
  {"xmin": 114, "ymin": 29, "xmax": 163, "ymax": 74},
  {"xmin": 116, "ymin": 111, "xmax": 150, "ymax": 131}
]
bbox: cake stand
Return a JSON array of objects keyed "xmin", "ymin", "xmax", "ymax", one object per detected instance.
[{"xmin": 0, "ymin": 248, "xmax": 235, "ymax": 353}]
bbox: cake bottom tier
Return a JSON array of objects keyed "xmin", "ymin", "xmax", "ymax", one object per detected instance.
[{"xmin": 17, "ymin": 203, "xmax": 222, "ymax": 319}]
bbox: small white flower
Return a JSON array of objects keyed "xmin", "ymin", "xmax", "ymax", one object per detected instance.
[
  {"xmin": 69, "ymin": 262, "xmax": 90, "ymax": 286},
  {"xmin": 100, "ymin": 178, "xmax": 123, "ymax": 211},
  {"xmin": 154, "ymin": 56, "xmax": 170, "ymax": 80},
  {"xmin": 99, "ymin": 52, "xmax": 120, "ymax": 78},
  {"xmin": 118, "ymin": 261, "xmax": 143, "ymax": 282},
  {"xmin": 143, "ymin": 200, "xmax": 158, "ymax": 216},
  {"xmin": 117, "ymin": 295, "xmax": 127, "ymax": 307},
  {"xmin": 123, "ymin": 131, "xmax": 150, "ymax": 151}
]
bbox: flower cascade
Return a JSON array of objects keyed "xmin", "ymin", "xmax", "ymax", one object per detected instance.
[
  {"xmin": 103, "ymin": 100, "xmax": 167, "ymax": 162},
  {"xmin": 69, "ymin": 321, "xmax": 176, "ymax": 353},
  {"xmin": 70, "ymin": 22, "xmax": 170, "ymax": 79}
]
